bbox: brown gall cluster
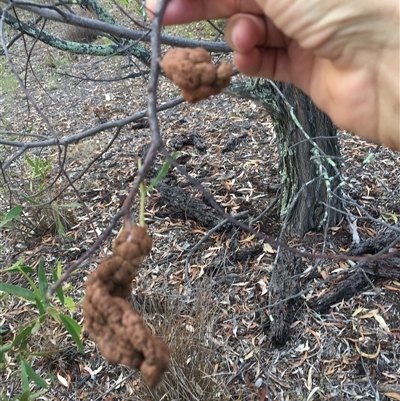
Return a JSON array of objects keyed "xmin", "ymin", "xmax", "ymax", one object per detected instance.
[
  {"xmin": 162, "ymin": 47, "xmax": 233, "ymax": 103},
  {"xmin": 82, "ymin": 223, "xmax": 169, "ymax": 387}
]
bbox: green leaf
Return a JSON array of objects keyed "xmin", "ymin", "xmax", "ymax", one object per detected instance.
[
  {"xmin": 28, "ymin": 389, "xmax": 48, "ymax": 400},
  {"xmin": 55, "ymin": 214, "xmax": 66, "ymax": 236},
  {"xmin": 382, "ymin": 212, "xmax": 399, "ymax": 224},
  {"xmin": 35, "ymin": 298, "xmax": 46, "ymax": 316},
  {"xmin": 31, "ymin": 319, "xmax": 43, "ymax": 335},
  {"xmin": 19, "ymin": 390, "xmax": 31, "ymax": 401},
  {"xmin": 0, "ymin": 284, "xmax": 36, "ymax": 302},
  {"xmin": 12, "ymin": 324, "xmax": 35, "ymax": 347},
  {"xmin": 64, "ymin": 296, "xmax": 76, "ymax": 312},
  {"xmin": 52, "ymin": 264, "xmax": 64, "ymax": 306},
  {"xmin": 6, "ymin": 263, "xmax": 34, "ymax": 274},
  {"xmin": 21, "ymin": 359, "xmax": 29, "ymax": 393},
  {"xmin": 0, "ymin": 205, "xmax": 22, "ymax": 226},
  {"xmin": 4, "ymin": 259, "xmax": 28, "ymax": 272},
  {"xmin": 0, "ymin": 343, "xmax": 12, "ymax": 353},
  {"xmin": 22, "ymin": 195, "xmax": 42, "ymax": 205},
  {"xmin": 47, "ymin": 307, "xmax": 61, "ymax": 322},
  {"xmin": 58, "ymin": 202, "xmax": 81, "ymax": 208},
  {"xmin": 59, "ymin": 314, "xmax": 84, "ymax": 353},
  {"xmin": 147, "ymin": 152, "xmax": 179, "ymax": 191},
  {"xmin": 15, "ymin": 265, "xmax": 41, "ymax": 299},
  {"xmin": 24, "ymin": 154, "xmax": 35, "ymax": 168},
  {"xmin": 21, "ymin": 359, "xmax": 48, "ymax": 389},
  {"xmin": 37, "ymin": 261, "xmax": 49, "ymax": 305}
]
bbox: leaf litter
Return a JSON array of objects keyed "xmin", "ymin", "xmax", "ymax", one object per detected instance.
[{"xmin": 0, "ymin": 35, "xmax": 399, "ymax": 401}]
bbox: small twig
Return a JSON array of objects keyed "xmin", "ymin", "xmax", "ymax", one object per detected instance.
[
  {"xmin": 248, "ymin": 194, "xmax": 279, "ymax": 226},
  {"xmin": 184, "ymin": 211, "xmax": 249, "ymax": 285},
  {"xmin": 111, "ymin": 0, "xmax": 150, "ymax": 31},
  {"xmin": 0, "ymin": 97, "xmax": 184, "ymax": 169},
  {"xmin": 58, "ymin": 70, "xmax": 150, "ymax": 83},
  {"xmin": 94, "ymin": 371, "xmax": 139, "ymax": 401},
  {"xmin": 358, "ymin": 352, "xmax": 380, "ymax": 400},
  {"xmin": 0, "ymin": 131, "xmax": 48, "ymax": 139},
  {"xmin": 322, "ymin": 195, "xmax": 400, "ymax": 233},
  {"xmin": 206, "ymin": 19, "xmax": 224, "ymax": 35},
  {"xmin": 49, "ymin": 124, "xmax": 143, "ymax": 202},
  {"xmin": 0, "ymin": 4, "xmax": 58, "ymax": 140}
]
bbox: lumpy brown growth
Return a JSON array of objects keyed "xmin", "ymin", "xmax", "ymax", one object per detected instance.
[
  {"xmin": 162, "ymin": 47, "xmax": 233, "ymax": 103},
  {"xmin": 82, "ymin": 223, "xmax": 169, "ymax": 387}
]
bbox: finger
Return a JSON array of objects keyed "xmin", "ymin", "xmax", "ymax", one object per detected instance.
[
  {"xmin": 146, "ymin": 0, "xmax": 263, "ymax": 25},
  {"xmin": 225, "ymin": 14, "xmax": 288, "ymax": 52},
  {"xmin": 233, "ymin": 48, "xmax": 291, "ymax": 82},
  {"xmin": 233, "ymin": 44, "xmax": 315, "ymax": 90},
  {"xmin": 224, "ymin": 14, "xmax": 294, "ymax": 82}
]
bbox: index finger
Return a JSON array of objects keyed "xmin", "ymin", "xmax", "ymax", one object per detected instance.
[{"xmin": 146, "ymin": 0, "xmax": 263, "ymax": 25}]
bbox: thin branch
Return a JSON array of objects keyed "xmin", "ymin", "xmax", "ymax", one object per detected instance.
[
  {"xmin": 1, "ymin": 0, "xmax": 231, "ymax": 53},
  {"xmin": 49, "ymin": 123, "xmax": 147, "ymax": 202},
  {"xmin": 58, "ymin": 69, "xmax": 150, "ymax": 83},
  {"xmin": 0, "ymin": 97, "xmax": 184, "ymax": 168},
  {"xmin": 184, "ymin": 211, "xmax": 249, "ymax": 285}
]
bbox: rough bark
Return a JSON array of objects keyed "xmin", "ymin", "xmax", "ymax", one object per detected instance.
[
  {"xmin": 311, "ymin": 226, "xmax": 400, "ymax": 312},
  {"xmin": 230, "ymin": 79, "xmax": 343, "ymax": 236},
  {"xmin": 309, "ymin": 257, "xmax": 400, "ymax": 313},
  {"xmin": 268, "ymin": 249, "xmax": 304, "ymax": 346},
  {"xmin": 229, "ymin": 79, "xmax": 344, "ymax": 345},
  {"xmin": 310, "ymin": 270, "xmax": 368, "ymax": 313},
  {"xmin": 348, "ymin": 224, "xmax": 400, "ymax": 255},
  {"xmin": 2, "ymin": 0, "xmax": 151, "ymax": 62},
  {"xmin": 276, "ymin": 84, "xmax": 342, "ymax": 236},
  {"xmin": 156, "ymin": 182, "xmax": 222, "ymax": 227}
]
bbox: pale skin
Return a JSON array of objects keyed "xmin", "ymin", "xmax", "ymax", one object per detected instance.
[{"xmin": 146, "ymin": 0, "xmax": 400, "ymax": 150}]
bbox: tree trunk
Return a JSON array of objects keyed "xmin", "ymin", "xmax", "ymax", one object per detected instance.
[
  {"xmin": 268, "ymin": 249, "xmax": 304, "ymax": 346},
  {"xmin": 235, "ymin": 79, "xmax": 343, "ymax": 236},
  {"xmin": 230, "ymin": 79, "xmax": 344, "ymax": 345}
]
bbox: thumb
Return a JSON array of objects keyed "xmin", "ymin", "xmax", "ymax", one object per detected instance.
[{"xmin": 225, "ymin": 13, "xmax": 288, "ymax": 52}]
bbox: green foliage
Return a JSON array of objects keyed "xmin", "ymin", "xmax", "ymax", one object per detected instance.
[
  {"xmin": 382, "ymin": 212, "xmax": 399, "ymax": 224},
  {"xmin": 21, "ymin": 359, "xmax": 49, "ymax": 390},
  {"xmin": 0, "ymin": 259, "xmax": 82, "ymax": 399},
  {"xmin": 138, "ymin": 153, "xmax": 178, "ymax": 225},
  {"xmin": 147, "ymin": 152, "xmax": 179, "ymax": 192},
  {"xmin": 0, "ymin": 283, "xmax": 36, "ymax": 302},
  {"xmin": 0, "ymin": 58, "xmax": 19, "ymax": 94},
  {"xmin": 59, "ymin": 314, "xmax": 84, "ymax": 353},
  {"xmin": 133, "ymin": 0, "xmax": 147, "ymax": 19},
  {"xmin": 0, "ymin": 205, "xmax": 23, "ymax": 228},
  {"xmin": 3, "ymin": 154, "xmax": 82, "ymax": 237},
  {"xmin": 24, "ymin": 155, "xmax": 52, "ymax": 193}
]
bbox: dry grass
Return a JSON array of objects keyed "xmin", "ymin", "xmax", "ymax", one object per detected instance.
[{"xmin": 132, "ymin": 287, "xmax": 231, "ymax": 400}]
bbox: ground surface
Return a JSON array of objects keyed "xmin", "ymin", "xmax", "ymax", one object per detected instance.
[{"xmin": 1, "ymin": 13, "xmax": 400, "ymax": 401}]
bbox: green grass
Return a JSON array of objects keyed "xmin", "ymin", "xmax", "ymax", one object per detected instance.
[{"xmin": 0, "ymin": 58, "xmax": 19, "ymax": 94}]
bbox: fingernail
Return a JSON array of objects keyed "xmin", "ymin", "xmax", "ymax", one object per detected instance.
[{"xmin": 228, "ymin": 25, "xmax": 238, "ymax": 50}]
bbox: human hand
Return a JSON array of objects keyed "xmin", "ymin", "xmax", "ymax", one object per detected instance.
[{"xmin": 146, "ymin": 0, "xmax": 400, "ymax": 150}]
